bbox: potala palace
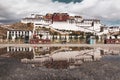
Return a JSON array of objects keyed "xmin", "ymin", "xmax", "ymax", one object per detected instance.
[
  {"xmin": 21, "ymin": 13, "xmax": 101, "ymax": 33},
  {"xmin": 21, "ymin": 13, "xmax": 120, "ymax": 35}
]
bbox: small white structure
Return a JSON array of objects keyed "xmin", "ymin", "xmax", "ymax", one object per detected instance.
[{"xmin": 7, "ymin": 30, "xmax": 32, "ymax": 40}]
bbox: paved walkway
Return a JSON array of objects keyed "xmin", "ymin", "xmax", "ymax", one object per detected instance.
[{"xmin": 0, "ymin": 44, "xmax": 120, "ymax": 49}]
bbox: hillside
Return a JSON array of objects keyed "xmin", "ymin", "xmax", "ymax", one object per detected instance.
[
  {"xmin": 8, "ymin": 22, "xmax": 34, "ymax": 31},
  {"xmin": 0, "ymin": 22, "xmax": 34, "ymax": 39},
  {"xmin": 0, "ymin": 26, "xmax": 8, "ymax": 38}
]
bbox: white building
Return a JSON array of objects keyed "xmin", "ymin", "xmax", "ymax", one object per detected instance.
[
  {"xmin": 32, "ymin": 23, "xmax": 51, "ymax": 40},
  {"xmin": 21, "ymin": 13, "xmax": 102, "ymax": 34},
  {"xmin": 97, "ymin": 26, "xmax": 120, "ymax": 36},
  {"xmin": 7, "ymin": 30, "xmax": 32, "ymax": 41}
]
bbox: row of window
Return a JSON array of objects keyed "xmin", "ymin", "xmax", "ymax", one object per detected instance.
[
  {"xmin": 8, "ymin": 31, "xmax": 31, "ymax": 34},
  {"xmin": 8, "ymin": 47, "xmax": 32, "ymax": 52}
]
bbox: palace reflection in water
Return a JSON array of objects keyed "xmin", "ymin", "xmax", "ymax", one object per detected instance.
[{"xmin": 1, "ymin": 46, "xmax": 119, "ymax": 69}]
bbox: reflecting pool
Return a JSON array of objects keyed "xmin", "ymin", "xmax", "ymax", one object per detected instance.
[{"xmin": 0, "ymin": 46, "xmax": 120, "ymax": 69}]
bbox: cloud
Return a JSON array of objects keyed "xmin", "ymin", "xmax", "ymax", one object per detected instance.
[
  {"xmin": 0, "ymin": 5, "xmax": 20, "ymax": 23},
  {"xmin": 52, "ymin": 0, "xmax": 83, "ymax": 3},
  {"xmin": 0, "ymin": 0, "xmax": 120, "ymax": 25},
  {"xmin": 75, "ymin": 0, "xmax": 120, "ymax": 25},
  {"xmin": 0, "ymin": 5, "xmax": 15, "ymax": 19}
]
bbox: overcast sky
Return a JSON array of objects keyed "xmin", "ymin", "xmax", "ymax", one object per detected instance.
[{"xmin": 0, "ymin": 0, "xmax": 120, "ymax": 26}]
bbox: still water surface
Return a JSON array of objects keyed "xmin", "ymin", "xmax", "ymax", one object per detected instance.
[{"xmin": 0, "ymin": 46, "xmax": 120, "ymax": 69}]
